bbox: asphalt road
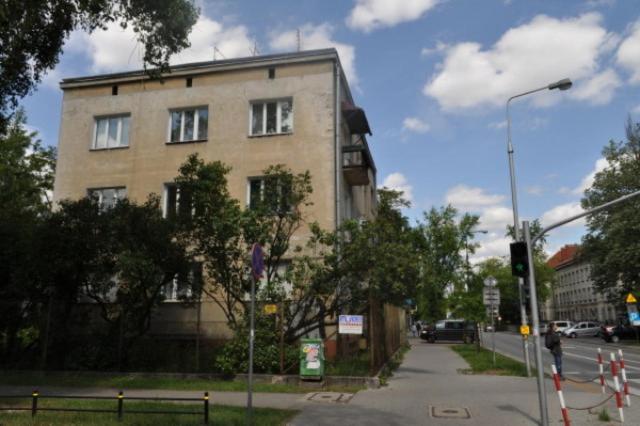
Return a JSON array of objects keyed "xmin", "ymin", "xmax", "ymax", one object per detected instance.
[{"xmin": 482, "ymin": 331, "xmax": 640, "ymax": 392}]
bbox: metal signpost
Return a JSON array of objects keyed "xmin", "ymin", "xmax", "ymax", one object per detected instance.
[
  {"xmin": 247, "ymin": 243, "xmax": 264, "ymax": 425},
  {"xmin": 483, "ymin": 277, "xmax": 499, "ymax": 366}
]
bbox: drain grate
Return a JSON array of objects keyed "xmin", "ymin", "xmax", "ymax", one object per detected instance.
[
  {"xmin": 431, "ymin": 406, "xmax": 471, "ymax": 419},
  {"xmin": 306, "ymin": 392, "xmax": 354, "ymax": 403}
]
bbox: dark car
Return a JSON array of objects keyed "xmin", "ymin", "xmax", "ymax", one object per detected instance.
[
  {"xmin": 601, "ymin": 323, "xmax": 638, "ymax": 343},
  {"xmin": 420, "ymin": 319, "xmax": 476, "ymax": 344}
]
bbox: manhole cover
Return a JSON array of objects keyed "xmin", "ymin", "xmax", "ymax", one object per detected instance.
[
  {"xmin": 431, "ymin": 406, "xmax": 471, "ymax": 419},
  {"xmin": 306, "ymin": 392, "xmax": 354, "ymax": 403}
]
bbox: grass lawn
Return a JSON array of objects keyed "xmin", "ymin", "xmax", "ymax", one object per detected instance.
[
  {"xmin": 451, "ymin": 344, "xmax": 530, "ymax": 377},
  {"xmin": 0, "ymin": 398, "xmax": 297, "ymax": 425},
  {"xmin": 325, "ymin": 352, "xmax": 371, "ymax": 377},
  {"xmin": 0, "ymin": 371, "xmax": 363, "ymax": 394}
]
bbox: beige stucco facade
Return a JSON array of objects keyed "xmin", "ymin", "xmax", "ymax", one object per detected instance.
[{"xmin": 53, "ymin": 49, "xmax": 376, "ymax": 342}]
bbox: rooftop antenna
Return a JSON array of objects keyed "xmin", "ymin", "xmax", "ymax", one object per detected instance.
[
  {"xmin": 251, "ymin": 41, "xmax": 260, "ymax": 56},
  {"xmin": 213, "ymin": 45, "xmax": 226, "ymax": 61},
  {"xmin": 296, "ymin": 28, "xmax": 302, "ymax": 52}
]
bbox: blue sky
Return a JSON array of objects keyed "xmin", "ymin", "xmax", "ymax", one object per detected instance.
[{"xmin": 21, "ymin": 0, "xmax": 640, "ymax": 261}]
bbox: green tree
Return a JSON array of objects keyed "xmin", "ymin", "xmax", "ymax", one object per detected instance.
[
  {"xmin": 0, "ymin": 109, "xmax": 55, "ymax": 364},
  {"xmin": 416, "ymin": 205, "xmax": 479, "ymax": 322},
  {"xmin": 0, "ymin": 0, "xmax": 199, "ymax": 130},
  {"xmin": 581, "ymin": 119, "xmax": 640, "ymax": 302}
]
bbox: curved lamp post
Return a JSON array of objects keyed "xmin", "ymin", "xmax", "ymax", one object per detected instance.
[{"xmin": 506, "ymin": 78, "xmax": 572, "ymax": 426}]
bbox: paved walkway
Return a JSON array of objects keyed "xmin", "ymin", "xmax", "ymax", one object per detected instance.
[{"xmin": 290, "ymin": 338, "xmax": 640, "ymax": 425}]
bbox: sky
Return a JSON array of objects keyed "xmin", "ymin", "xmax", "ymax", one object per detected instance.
[{"xmin": 21, "ymin": 0, "xmax": 640, "ymax": 263}]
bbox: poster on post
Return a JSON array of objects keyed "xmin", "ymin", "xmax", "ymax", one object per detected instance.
[{"xmin": 338, "ymin": 315, "xmax": 363, "ymax": 334}]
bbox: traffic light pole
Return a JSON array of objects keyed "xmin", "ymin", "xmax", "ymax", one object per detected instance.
[
  {"xmin": 523, "ymin": 221, "xmax": 548, "ymax": 426},
  {"xmin": 506, "ymin": 105, "xmax": 532, "ymax": 377}
]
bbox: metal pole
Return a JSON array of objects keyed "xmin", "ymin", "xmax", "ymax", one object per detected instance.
[
  {"xmin": 491, "ymin": 298, "xmax": 496, "ymax": 366},
  {"xmin": 524, "ymin": 221, "xmax": 549, "ymax": 426},
  {"xmin": 507, "ymin": 98, "xmax": 532, "ymax": 377},
  {"xmin": 246, "ymin": 274, "xmax": 256, "ymax": 425}
]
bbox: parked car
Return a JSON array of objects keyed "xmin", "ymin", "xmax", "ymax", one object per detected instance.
[
  {"xmin": 601, "ymin": 324, "xmax": 638, "ymax": 343},
  {"xmin": 547, "ymin": 321, "xmax": 574, "ymax": 334},
  {"xmin": 420, "ymin": 319, "xmax": 476, "ymax": 344},
  {"xmin": 562, "ymin": 321, "xmax": 600, "ymax": 338},
  {"xmin": 540, "ymin": 322, "xmax": 549, "ymax": 335}
]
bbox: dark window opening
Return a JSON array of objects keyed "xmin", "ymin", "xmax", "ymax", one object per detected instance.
[
  {"xmin": 268, "ymin": 67, "xmax": 276, "ymax": 79},
  {"xmin": 112, "ymin": 85, "xmax": 118, "ymax": 96},
  {"xmin": 186, "ymin": 77, "xmax": 193, "ymax": 87}
]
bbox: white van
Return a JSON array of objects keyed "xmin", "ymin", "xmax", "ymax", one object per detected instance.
[{"xmin": 548, "ymin": 321, "xmax": 574, "ymax": 334}]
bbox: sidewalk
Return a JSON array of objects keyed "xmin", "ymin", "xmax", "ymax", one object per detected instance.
[{"xmin": 289, "ymin": 338, "xmax": 640, "ymax": 425}]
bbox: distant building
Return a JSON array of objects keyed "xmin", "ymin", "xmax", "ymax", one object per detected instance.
[{"xmin": 545, "ymin": 245, "xmax": 619, "ymax": 323}]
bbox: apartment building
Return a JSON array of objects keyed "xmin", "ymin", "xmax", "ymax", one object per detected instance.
[
  {"xmin": 546, "ymin": 245, "xmax": 619, "ymax": 323},
  {"xmin": 52, "ymin": 48, "xmax": 378, "ymax": 347}
]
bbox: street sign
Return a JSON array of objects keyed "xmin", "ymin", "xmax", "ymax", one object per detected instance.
[
  {"xmin": 264, "ymin": 304, "xmax": 277, "ymax": 315},
  {"xmin": 626, "ymin": 293, "xmax": 637, "ymax": 304},
  {"xmin": 629, "ymin": 312, "xmax": 640, "ymax": 326},
  {"xmin": 520, "ymin": 325, "xmax": 530, "ymax": 335},
  {"xmin": 251, "ymin": 243, "xmax": 264, "ymax": 279},
  {"xmin": 338, "ymin": 315, "xmax": 363, "ymax": 334},
  {"xmin": 483, "ymin": 287, "xmax": 500, "ymax": 306},
  {"xmin": 484, "ymin": 276, "xmax": 498, "ymax": 287}
]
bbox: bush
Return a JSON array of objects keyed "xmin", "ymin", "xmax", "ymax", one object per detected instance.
[{"xmin": 215, "ymin": 313, "xmax": 297, "ymax": 376}]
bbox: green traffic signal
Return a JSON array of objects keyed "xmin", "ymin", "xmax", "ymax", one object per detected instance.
[{"xmin": 510, "ymin": 242, "xmax": 529, "ymax": 278}]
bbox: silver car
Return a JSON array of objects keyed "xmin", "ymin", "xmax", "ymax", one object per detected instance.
[{"xmin": 563, "ymin": 321, "xmax": 600, "ymax": 338}]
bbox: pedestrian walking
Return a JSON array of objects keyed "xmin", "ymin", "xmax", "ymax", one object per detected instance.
[
  {"xmin": 545, "ymin": 322, "xmax": 564, "ymax": 380},
  {"xmin": 410, "ymin": 322, "xmax": 417, "ymax": 337}
]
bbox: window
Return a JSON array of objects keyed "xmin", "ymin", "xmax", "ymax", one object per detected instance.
[
  {"xmin": 163, "ymin": 184, "xmax": 194, "ymax": 219},
  {"xmin": 88, "ymin": 187, "xmax": 126, "ymax": 210},
  {"xmin": 250, "ymin": 99, "xmax": 293, "ymax": 136},
  {"xmin": 93, "ymin": 115, "xmax": 130, "ymax": 149},
  {"xmin": 169, "ymin": 107, "xmax": 208, "ymax": 143},
  {"xmin": 247, "ymin": 176, "xmax": 292, "ymax": 213},
  {"xmin": 162, "ymin": 263, "xmax": 203, "ymax": 301}
]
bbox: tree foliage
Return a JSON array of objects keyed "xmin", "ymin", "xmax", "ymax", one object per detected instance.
[
  {"xmin": 581, "ymin": 119, "xmax": 640, "ymax": 301},
  {"xmin": 0, "ymin": 0, "xmax": 199, "ymax": 130}
]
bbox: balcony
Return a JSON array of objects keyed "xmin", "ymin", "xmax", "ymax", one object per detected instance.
[{"xmin": 343, "ymin": 144, "xmax": 371, "ymax": 186}]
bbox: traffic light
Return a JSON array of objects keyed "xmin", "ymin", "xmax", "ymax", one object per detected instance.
[{"xmin": 510, "ymin": 242, "xmax": 529, "ymax": 278}]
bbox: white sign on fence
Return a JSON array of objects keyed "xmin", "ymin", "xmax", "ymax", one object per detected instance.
[{"xmin": 339, "ymin": 315, "xmax": 363, "ymax": 334}]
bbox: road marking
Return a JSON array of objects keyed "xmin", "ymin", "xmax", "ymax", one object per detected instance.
[{"xmin": 564, "ymin": 351, "xmax": 640, "ymax": 372}]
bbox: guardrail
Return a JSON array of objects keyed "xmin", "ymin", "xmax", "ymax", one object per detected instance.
[{"xmin": 0, "ymin": 390, "xmax": 210, "ymax": 423}]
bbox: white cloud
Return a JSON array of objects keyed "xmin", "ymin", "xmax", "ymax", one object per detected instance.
[
  {"xmin": 632, "ymin": 104, "xmax": 640, "ymax": 114},
  {"xmin": 381, "ymin": 172, "xmax": 413, "ymax": 203},
  {"xmin": 488, "ymin": 120, "xmax": 507, "ymax": 130},
  {"xmin": 574, "ymin": 157, "xmax": 609, "ymax": 194},
  {"xmin": 71, "ymin": 16, "xmax": 255, "ymax": 73},
  {"xmin": 269, "ymin": 23, "xmax": 358, "ymax": 86},
  {"xmin": 402, "ymin": 117, "xmax": 430, "ymax": 133},
  {"xmin": 541, "ymin": 202, "xmax": 585, "ymax": 227},
  {"xmin": 569, "ymin": 68, "xmax": 621, "ymax": 105},
  {"xmin": 445, "ymin": 185, "xmax": 505, "ymax": 211},
  {"xmin": 478, "ymin": 206, "xmax": 513, "ymax": 232},
  {"xmin": 617, "ymin": 21, "xmax": 640, "ymax": 84},
  {"xmin": 346, "ymin": 0, "xmax": 439, "ymax": 32},
  {"xmin": 424, "ymin": 13, "xmax": 616, "ymax": 110},
  {"xmin": 526, "ymin": 186, "xmax": 543, "ymax": 196},
  {"xmin": 474, "ymin": 235, "xmax": 512, "ymax": 259},
  {"xmin": 421, "ymin": 41, "xmax": 449, "ymax": 56}
]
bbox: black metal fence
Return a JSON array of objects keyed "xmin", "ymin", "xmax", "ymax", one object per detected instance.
[{"xmin": 0, "ymin": 390, "xmax": 210, "ymax": 424}]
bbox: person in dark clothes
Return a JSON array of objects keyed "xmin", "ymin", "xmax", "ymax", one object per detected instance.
[{"xmin": 545, "ymin": 323, "xmax": 564, "ymax": 380}]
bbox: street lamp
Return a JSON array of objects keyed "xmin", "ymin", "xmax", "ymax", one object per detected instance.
[
  {"xmin": 506, "ymin": 78, "xmax": 572, "ymax": 426},
  {"xmin": 506, "ymin": 77, "xmax": 572, "ymax": 378}
]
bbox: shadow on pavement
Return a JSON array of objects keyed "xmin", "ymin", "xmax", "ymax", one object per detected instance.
[{"xmin": 497, "ymin": 404, "xmax": 539, "ymax": 424}]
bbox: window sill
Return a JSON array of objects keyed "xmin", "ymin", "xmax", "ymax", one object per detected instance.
[
  {"xmin": 248, "ymin": 132, "xmax": 293, "ymax": 139},
  {"xmin": 90, "ymin": 146, "xmax": 130, "ymax": 152},
  {"xmin": 166, "ymin": 139, "xmax": 208, "ymax": 145}
]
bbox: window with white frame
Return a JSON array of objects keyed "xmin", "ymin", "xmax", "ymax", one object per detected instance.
[
  {"xmin": 250, "ymin": 99, "xmax": 293, "ymax": 136},
  {"xmin": 163, "ymin": 183, "xmax": 194, "ymax": 219},
  {"xmin": 247, "ymin": 176, "xmax": 292, "ymax": 213},
  {"xmin": 88, "ymin": 187, "xmax": 127, "ymax": 210},
  {"xmin": 168, "ymin": 107, "xmax": 208, "ymax": 143},
  {"xmin": 162, "ymin": 263, "xmax": 203, "ymax": 301},
  {"xmin": 93, "ymin": 115, "xmax": 130, "ymax": 149}
]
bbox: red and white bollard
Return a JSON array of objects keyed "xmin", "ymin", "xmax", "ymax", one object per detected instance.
[
  {"xmin": 610, "ymin": 352, "xmax": 625, "ymax": 423},
  {"xmin": 597, "ymin": 347, "xmax": 605, "ymax": 394},
  {"xmin": 552, "ymin": 364, "xmax": 571, "ymax": 426},
  {"xmin": 618, "ymin": 349, "xmax": 631, "ymax": 407}
]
